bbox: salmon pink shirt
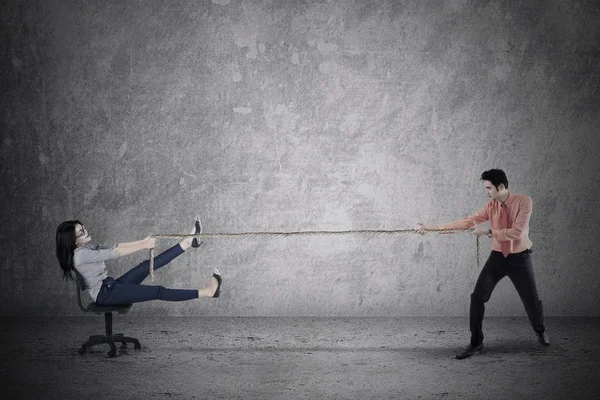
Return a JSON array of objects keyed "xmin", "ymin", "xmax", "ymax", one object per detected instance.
[{"xmin": 438, "ymin": 192, "xmax": 533, "ymax": 255}]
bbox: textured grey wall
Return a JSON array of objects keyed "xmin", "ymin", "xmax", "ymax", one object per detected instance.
[{"xmin": 1, "ymin": 0, "xmax": 599, "ymax": 316}]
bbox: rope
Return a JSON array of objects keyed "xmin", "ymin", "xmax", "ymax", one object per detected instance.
[{"xmin": 147, "ymin": 228, "xmax": 483, "ymax": 280}]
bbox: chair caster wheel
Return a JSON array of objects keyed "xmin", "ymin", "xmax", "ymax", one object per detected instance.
[
  {"xmin": 78, "ymin": 346, "xmax": 87, "ymax": 355},
  {"xmin": 107, "ymin": 341, "xmax": 117, "ymax": 358}
]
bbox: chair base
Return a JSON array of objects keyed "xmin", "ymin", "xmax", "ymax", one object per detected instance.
[
  {"xmin": 78, "ymin": 311, "xmax": 141, "ymax": 358},
  {"xmin": 78, "ymin": 333, "xmax": 141, "ymax": 357}
]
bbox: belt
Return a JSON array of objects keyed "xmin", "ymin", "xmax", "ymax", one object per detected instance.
[{"xmin": 493, "ymin": 248, "xmax": 533, "ymax": 256}]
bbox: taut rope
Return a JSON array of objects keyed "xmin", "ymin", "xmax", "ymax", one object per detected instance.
[{"xmin": 147, "ymin": 228, "xmax": 482, "ymax": 280}]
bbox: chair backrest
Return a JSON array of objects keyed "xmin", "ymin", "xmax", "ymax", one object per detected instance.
[{"xmin": 72, "ymin": 268, "xmax": 91, "ymax": 313}]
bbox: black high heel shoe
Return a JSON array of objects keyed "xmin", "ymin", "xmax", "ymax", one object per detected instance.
[
  {"xmin": 212, "ymin": 268, "xmax": 222, "ymax": 298},
  {"xmin": 192, "ymin": 217, "xmax": 203, "ymax": 248}
]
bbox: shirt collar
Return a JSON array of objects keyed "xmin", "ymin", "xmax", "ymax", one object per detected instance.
[
  {"xmin": 76, "ymin": 243, "xmax": 98, "ymax": 250},
  {"xmin": 499, "ymin": 192, "xmax": 513, "ymax": 207},
  {"xmin": 491, "ymin": 192, "xmax": 512, "ymax": 208}
]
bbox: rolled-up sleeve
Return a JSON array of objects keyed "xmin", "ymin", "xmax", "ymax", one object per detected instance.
[
  {"xmin": 494, "ymin": 196, "xmax": 532, "ymax": 241},
  {"xmin": 439, "ymin": 204, "xmax": 490, "ymax": 230},
  {"xmin": 74, "ymin": 247, "xmax": 119, "ymax": 265}
]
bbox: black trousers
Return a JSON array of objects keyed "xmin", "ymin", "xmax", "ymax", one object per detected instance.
[{"xmin": 470, "ymin": 249, "xmax": 545, "ymax": 346}]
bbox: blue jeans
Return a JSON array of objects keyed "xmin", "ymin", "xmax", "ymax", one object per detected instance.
[
  {"xmin": 470, "ymin": 249, "xmax": 545, "ymax": 346},
  {"xmin": 95, "ymin": 244, "xmax": 199, "ymax": 306}
]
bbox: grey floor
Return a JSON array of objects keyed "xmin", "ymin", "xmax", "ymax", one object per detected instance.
[{"xmin": 1, "ymin": 316, "xmax": 599, "ymax": 399}]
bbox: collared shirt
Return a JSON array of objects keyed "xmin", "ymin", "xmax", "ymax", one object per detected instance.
[
  {"xmin": 438, "ymin": 192, "xmax": 533, "ymax": 255},
  {"xmin": 73, "ymin": 243, "xmax": 119, "ymax": 301}
]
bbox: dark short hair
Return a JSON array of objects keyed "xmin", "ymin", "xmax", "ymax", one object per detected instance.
[{"xmin": 481, "ymin": 169, "xmax": 508, "ymax": 190}]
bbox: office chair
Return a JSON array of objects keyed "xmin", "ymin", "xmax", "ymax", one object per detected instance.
[{"xmin": 73, "ymin": 270, "xmax": 141, "ymax": 358}]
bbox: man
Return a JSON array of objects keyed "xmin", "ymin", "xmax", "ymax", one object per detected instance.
[{"xmin": 417, "ymin": 169, "xmax": 549, "ymax": 360}]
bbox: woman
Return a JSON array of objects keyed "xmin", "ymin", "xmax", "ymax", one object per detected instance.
[{"xmin": 56, "ymin": 218, "xmax": 222, "ymax": 305}]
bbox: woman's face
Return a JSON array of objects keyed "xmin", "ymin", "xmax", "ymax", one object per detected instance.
[{"xmin": 74, "ymin": 223, "xmax": 91, "ymax": 247}]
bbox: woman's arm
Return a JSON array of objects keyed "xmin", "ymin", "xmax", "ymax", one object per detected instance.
[{"xmin": 114, "ymin": 236, "xmax": 156, "ymax": 257}]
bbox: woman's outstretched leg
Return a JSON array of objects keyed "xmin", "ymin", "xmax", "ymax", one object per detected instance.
[
  {"xmin": 116, "ymin": 219, "xmax": 201, "ymax": 285},
  {"xmin": 97, "ymin": 272, "xmax": 221, "ymax": 306},
  {"xmin": 115, "ymin": 244, "xmax": 183, "ymax": 285}
]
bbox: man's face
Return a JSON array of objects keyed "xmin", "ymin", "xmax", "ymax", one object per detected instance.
[{"xmin": 483, "ymin": 180, "xmax": 503, "ymax": 200}]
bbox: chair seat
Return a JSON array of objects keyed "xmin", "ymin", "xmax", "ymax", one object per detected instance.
[{"xmin": 86, "ymin": 302, "xmax": 132, "ymax": 314}]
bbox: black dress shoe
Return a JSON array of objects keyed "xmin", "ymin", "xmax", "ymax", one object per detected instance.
[
  {"xmin": 536, "ymin": 330, "xmax": 550, "ymax": 346},
  {"xmin": 192, "ymin": 218, "xmax": 203, "ymax": 248},
  {"xmin": 456, "ymin": 343, "xmax": 484, "ymax": 360},
  {"xmin": 212, "ymin": 269, "xmax": 222, "ymax": 298}
]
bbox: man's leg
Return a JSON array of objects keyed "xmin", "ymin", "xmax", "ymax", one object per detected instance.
[
  {"xmin": 506, "ymin": 250, "xmax": 548, "ymax": 344},
  {"xmin": 116, "ymin": 244, "xmax": 185, "ymax": 285},
  {"xmin": 469, "ymin": 251, "xmax": 506, "ymax": 347}
]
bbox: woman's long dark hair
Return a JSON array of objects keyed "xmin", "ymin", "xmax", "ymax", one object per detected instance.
[{"xmin": 56, "ymin": 220, "xmax": 82, "ymax": 281}]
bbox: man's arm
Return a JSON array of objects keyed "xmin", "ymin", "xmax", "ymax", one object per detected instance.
[
  {"xmin": 493, "ymin": 196, "xmax": 532, "ymax": 241},
  {"xmin": 418, "ymin": 204, "xmax": 490, "ymax": 233}
]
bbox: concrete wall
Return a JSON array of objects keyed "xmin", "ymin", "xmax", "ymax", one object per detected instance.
[{"xmin": 1, "ymin": 0, "xmax": 599, "ymax": 316}]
